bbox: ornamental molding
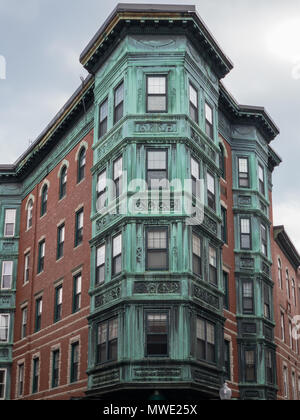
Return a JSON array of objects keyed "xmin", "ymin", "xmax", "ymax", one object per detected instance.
[
  {"xmin": 193, "ymin": 285, "xmax": 219, "ymax": 309},
  {"xmin": 134, "ymin": 121, "xmax": 177, "ymax": 134},
  {"xmin": 94, "ymin": 286, "xmax": 121, "ymax": 308},
  {"xmin": 133, "ymin": 281, "xmax": 180, "ymax": 295}
]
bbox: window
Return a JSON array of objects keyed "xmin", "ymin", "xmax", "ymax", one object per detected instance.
[
  {"xmin": 223, "ymin": 271, "xmax": 229, "ymax": 310},
  {"xmin": 32, "ymin": 358, "xmax": 39, "ymax": 394},
  {"xmin": 73, "ymin": 274, "xmax": 82, "ymax": 313},
  {"xmin": 192, "ymin": 233, "xmax": 202, "ymax": 277},
  {"xmin": 196, "ymin": 318, "xmax": 215, "ymax": 363},
  {"xmin": 224, "ymin": 340, "xmax": 231, "ymax": 380},
  {"xmin": 99, "ymin": 98, "xmax": 108, "ymax": 138},
  {"xmin": 77, "ymin": 148, "xmax": 86, "ymax": 183},
  {"xmin": 281, "ymin": 312, "xmax": 285, "ymax": 342},
  {"xmin": 97, "ymin": 169, "xmax": 107, "ymax": 211},
  {"xmin": 264, "ymin": 285, "xmax": 271, "ymax": 319},
  {"xmin": 146, "ymin": 313, "xmax": 168, "ymax": 357},
  {"xmin": 112, "ymin": 233, "xmax": 122, "ymax": 276},
  {"xmin": 146, "ymin": 227, "xmax": 168, "ymax": 271},
  {"xmin": 52, "ymin": 350, "xmax": 60, "ymax": 388},
  {"xmin": 209, "ymin": 246, "xmax": 217, "ymax": 286},
  {"xmin": 1, "ymin": 261, "xmax": 13, "ymax": 289},
  {"xmin": 147, "ymin": 149, "xmax": 168, "ymax": 190},
  {"xmin": 238, "ymin": 158, "xmax": 250, "ymax": 188},
  {"xmin": 189, "ymin": 83, "xmax": 198, "ymax": 123},
  {"xmin": 4, "ymin": 209, "xmax": 16, "ymax": 237},
  {"xmin": 57, "ymin": 224, "xmax": 65, "ymax": 260},
  {"xmin": 35, "ymin": 298, "xmax": 42, "ymax": 332},
  {"xmin": 113, "ymin": 156, "xmax": 123, "ymax": 200},
  {"xmin": 0, "ymin": 314, "xmax": 9, "ymax": 342},
  {"xmin": 75, "ymin": 209, "xmax": 84, "ymax": 247},
  {"xmin": 265, "ymin": 350, "xmax": 274, "ymax": 384},
  {"xmin": 54, "ymin": 286, "xmax": 63, "ymax": 323},
  {"xmin": 219, "ymin": 144, "xmax": 226, "ymax": 179},
  {"xmin": 289, "ymin": 320, "xmax": 293, "ymax": 349},
  {"xmin": 242, "ymin": 281, "xmax": 254, "ymax": 314},
  {"xmin": 286, "ymin": 269, "xmax": 290, "ymax": 300},
  {"xmin": 96, "ymin": 318, "xmax": 118, "ymax": 364},
  {"xmin": 37, "ymin": 240, "xmax": 45, "ymax": 274},
  {"xmin": 147, "ymin": 75, "xmax": 167, "ymax": 113},
  {"xmin": 283, "ymin": 366, "xmax": 288, "ymax": 398},
  {"xmin": 27, "ymin": 200, "xmax": 33, "ymax": 229},
  {"xmin": 114, "ymin": 81, "xmax": 124, "ymax": 124},
  {"xmin": 258, "ymin": 164, "xmax": 265, "ymax": 195},
  {"xmin": 24, "ymin": 253, "xmax": 30, "ymax": 284},
  {"xmin": 96, "ymin": 244, "xmax": 105, "ymax": 286},
  {"xmin": 240, "ymin": 218, "xmax": 251, "ymax": 249},
  {"xmin": 17, "ymin": 364, "xmax": 24, "ymax": 397},
  {"xmin": 292, "ymin": 371, "xmax": 296, "ymax": 400},
  {"xmin": 221, "ymin": 207, "xmax": 227, "ymax": 244},
  {"xmin": 0, "ymin": 369, "xmax": 6, "ymax": 400},
  {"xmin": 291, "ymin": 279, "xmax": 296, "ymax": 306},
  {"xmin": 21, "ymin": 307, "xmax": 28, "ymax": 339},
  {"xmin": 59, "ymin": 166, "xmax": 67, "ymax": 199},
  {"xmin": 41, "ymin": 185, "xmax": 48, "ymax": 216},
  {"xmin": 245, "ymin": 349, "xmax": 256, "ymax": 382},
  {"xmin": 261, "ymin": 224, "xmax": 267, "ymax": 256},
  {"xmin": 70, "ymin": 342, "xmax": 80, "ymax": 383},
  {"xmin": 191, "ymin": 157, "xmax": 200, "ymax": 197},
  {"xmin": 207, "ymin": 172, "xmax": 216, "ymax": 211},
  {"xmin": 205, "ymin": 102, "xmax": 214, "ymax": 139},
  {"xmin": 278, "ymin": 258, "xmax": 283, "ymax": 289}
]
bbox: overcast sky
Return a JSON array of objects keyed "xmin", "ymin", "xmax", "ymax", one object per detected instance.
[{"xmin": 0, "ymin": 0, "xmax": 300, "ymax": 250}]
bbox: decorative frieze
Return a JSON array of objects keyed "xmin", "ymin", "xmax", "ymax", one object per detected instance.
[
  {"xmin": 203, "ymin": 214, "xmax": 218, "ymax": 235},
  {"xmin": 133, "ymin": 367, "xmax": 181, "ymax": 379},
  {"xmin": 92, "ymin": 369, "xmax": 120, "ymax": 388},
  {"xmin": 96, "ymin": 127, "xmax": 123, "ymax": 160},
  {"xmin": 133, "ymin": 281, "xmax": 180, "ymax": 295},
  {"xmin": 95, "ymin": 286, "xmax": 121, "ymax": 308},
  {"xmin": 190, "ymin": 128, "xmax": 216, "ymax": 163},
  {"xmin": 193, "ymin": 285, "xmax": 219, "ymax": 309},
  {"xmin": 240, "ymin": 258, "xmax": 254, "ymax": 270},
  {"xmin": 135, "ymin": 121, "xmax": 177, "ymax": 134}
]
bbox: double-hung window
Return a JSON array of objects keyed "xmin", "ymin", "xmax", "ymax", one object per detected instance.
[
  {"xmin": 77, "ymin": 148, "xmax": 86, "ymax": 183},
  {"xmin": 41, "ymin": 185, "xmax": 48, "ymax": 215},
  {"xmin": 146, "ymin": 313, "xmax": 168, "ymax": 357},
  {"xmin": 112, "ymin": 234, "xmax": 122, "ymax": 276},
  {"xmin": 238, "ymin": 158, "xmax": 250, "ymax": 188},
  {"xmin": 27, "ymin": 200, "xmax": 33, "ymax": 229},
  {"xmin": 52, "ymin": 350, "xmax": 60, "ymax": 388},
  {"xmin": 242, "ymin": 281, "xmax": 254, "ymax": 314},
  {"xmin": 221, "ymin": 207, "xmax": 227, "ymax": 244},
  {"xmin": 96, "ymin": 244, "xmax": 105, "ymax": 285},
  {"xmin": 147, "ymin": 75, "xmax": 167, "ymax": 113},
  {"xmin": 189, "ymin": 83, "xmax": 198, "ymax": 123},
  {"xmin": 240, "ymin": 218, "xmax": 251, "ymax": 249},
  {"xmin": 261, "ymin": 224, "xmax": 267, "ymax": 256},
  {"xmin": 35, "ymin": 298, "xmax": 42, "ymax": 332},
  {"xmin": 265, "ymin": 350, "xmax": 274, "ymax": 384},
  {"xmin": 207, "ymin": 172, "xmax": 216, "ymax": 211},
  {"xmin": 73, "ymin": 274, "xmax": 82, "ymax": 313},
  {"xmin": 113, "ymin": 156, "xmax": 122, "ymax": 200},
  {"xmin": 245, "ymin": 349, "xmax": 256, "ymax": 382},
  {"xmin": 32, "ymin": 358, "xmax": 39, "ymax": 394},
  {"xmin": 191, "ymin": 157, "xmax": 200, "ymax": 197},
  {"xmin": 114, "ymin": 82, "xmax": 124, "ymax": 124},
  {"xmin": 59, "ymin": 167, "xmax": 67, "ymax": 200},
  {"xmin": 192, "ymin": 233, "xmax": 202, "ymax": 276},
  {"xmin": 57, "ymin": 224, "xmax": 65, "ymax": 260},
  {"xmin": 196, "ymin": 318, "xmax": 215, "ymax": 363},
  {"xmin": 1, "ymin": 261, "xmax": 13, "ymax": 290},
  {"xmin": 17, "ymin": 364, "xmax": 24, "ymax": 397},
  {"xmin": 99, "ymin": 98, "xmax": 108, "ymax": 138},
  {"xmin": 24, "ymin": 253, "xmax": 30, "ymax": 284},
  {"xmin": 75, "ymin": 209, "xmax": 84, "ymax": 247},
  {"xmin": 0, "ymin": 369, "xmax": 6, "ymax": 400},
  {"xmin": 21, "ymin": 307, "xmax": 27, "ymax": 339},
  {"xmin": 70, "ymin": 342, "xmax": 80, "ymax": 383},
  {"xmin": 97, "ymin": 170, "xmax": 107, "ymax": 211},
  {"xmin": 264, "ymin": 284, "xmax": 271, "ymax": 319},
  {"xmin": 54, "ymin": 286, "xmax": 63, "ymax": 323},
  {"xmin": 205, "ymin": 102, "xmax": 214, "ymax": 139},
  {"xmin": 147, "ymin": 150, "xmax": 168, "ymax": 190},
  {"xmin": 4, "ymin": 209, "xmax": 16, "ymax": 237},
  {"xmin": 146, "ymin": 227, "xmax": 168, "ymax": 271},
  {"xmin": 209, "ymin": 246, "xmax": 217, "ymax": 286},
  {"xmin": 97, "ymin": 318, "xmax": 118, "ymax": 364},
  {"xmin": 0, "ymin": 314, "xmax": 9, "ymax": 342},
  {"xmin": 258, "ymin": 164, "xmax": 265, "ymax": 195},
  {"xmin": 37, "ymin": 240, "xmax": 45, "ymax": 274}
]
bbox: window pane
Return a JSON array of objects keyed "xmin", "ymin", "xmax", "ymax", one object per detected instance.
[
  {"xmin": 115, "ymin": 83, "xmax": 124, "ymax": 106},
  {"xmin": 189, "ymin": 84, "xmax": 198, "ymax": 107},
  {"xmin": 209, "ymin": 247, "xmax": 217, "ymax": 267},
  {"xmin": 196, "ymin": 318, "xmax": 205, "ymax": 340},
  {"xmin": 192, "ymin": 235, "xmax": 201, "ymax": 257},
  {"xmin": 100, "ymin": 99, "xmax": 108, "ymax": 121},
  {"xmin": 114, "ymin": 157, "xmax": 123, "ymax": 180},
  {"xmin": 239, "ymin": 158, "xmax": 248, "ymax": 173},
  {"xmin": 207, "ymin": 173, "xmax": 215, "ymax": 194},
  {"xmin": 191, "ymin": 158, "xmax": 199, "ymax": 179},
  {"xmin": 97, "ymin": 170, "xmax": 106, "ymax": 193},
  {"xmin": 147, "ymin": 252, "xmax": 167, "ymax": 270},
  {"xmin": 148, "ymin": 77, "xmax": 166, "ymax": 94},
  {"xmin": 109, "ymin": 319, "xmax": 118, "ymax": 340},
  {"xmin": 241, "ymin": 219, "xmax": 250, "ymax": 234},
  {"xmin": 147, "ymin": 151, "xmax": 166, "ymax": 170},
  {"xmin": 148, "ymin": 230, "xmax": 167, "ymax": 249},
  {"xmin": 205, "ymin": 103, "xmax": 213, "ymax": 124},
  {"xmin": 147, "ymin": 96, "xmax": 167, "ymax": 112},
  {"xmin": 113, "ymin": 234, "xmax": 122, "ymax": 257},
  {"xmin": 97, "ymin": 245, "xmax": 105, "ymax": 266}
]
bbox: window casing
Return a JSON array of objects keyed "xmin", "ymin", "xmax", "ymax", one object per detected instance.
[
  {"xmin": 1, "ymin": 261, "xmax": 13, "ymax": 290},
  {"xmin": 223, "ymin": 271, "xmax": 229, "ymax": 310},
  {"xmin": 27, "ymin": 200, "xmax": 33, "ymax": 229},
  {"xmin": 59, "ymin": 166, "xmax": 67, "ymax": 200},
  {"xmin": 75, "ymin": 209, "xmax": 84, "ymax": 247},
  {"xmin": 35, "ymin": 298, "xmax": 42, "ymax": 332},
  {"xmin": 0, "ymin": 314, "xmax": 9, "ymax": 342},
  {"xmin": 221, "ymin": 207, "xmax": 227, "ymax": 244},
  {"xmin": 54, "ymin": 286, "xmax": 63, "ymax": 323},
  {"xmin": 209, "ymin": 246, "xmax": 217, "ymax": 286},
  {"xmin": 189, "ymin": 83, "xmax": 198, "ymax": 123},
  {"xmin": 291, "ymin": 279, "xmax": 296, "ymax": 306},
  {"xmin": 114, "ymin": 82, "xmax": 124, "ymax": 124},
  {"xmin": 196, "ymin": 318, "xmax": 216, "ymax": 364},
  {"xmin": 17, "ymin": 364, "xmax": 24, "ymax": 397},
  {"xmin": 238, "ymin": 158, "xmax": 250, "ymax": 188},
  {"xmin": 240, "ymin": 218, "xmax": 251, "ymax": 250},
  {"xmin": 41, "ymin": 185, "xmax": 48, "ymax": 216},
  {"xmin": 52, "ymin": 350, "xmax": 60, "ymax": 388},
  {"xmin": 21, "ymin": 307, "xmax": 28, "ymax": 339},
  {"xmin": 0, "ymin": 369, "xmax": 6, "ymax": 400},
  {"xmin": 146, "ymin": 313, "xmax": 168, "ymax": 357},
  {"xmin": 258, "ymin": 164, "xmax": 265, "ymax": 195},
  {"xmin": 263, "ymin": 285, "xmax": 271, "ymax": 319},
  {"xmin": 146, "ymin": 75, "xmax": 167, "ymax": 113},
  {"xmin": 73, "ymin": 274, "xmax": 82, "ymax": 313},
  {"xmin": 192, "ymin": 233, "xmax": 202, "ymax": 277},
  {"xmin": 242, "ymin": 281, "xmax": 254, "ymax": 314},
  {"xmin": 96, "ymin": 318, "xmax": 118, "ymax": 364},
  {"xmin": 113, "ymin": 156, "xmax": 123, "ymax": 200},
  {"xmin": 265, "ymin": 349, "xmax": 274, "ymax": 384},
  {"xmin": 219, "ymin": 144, "xmax": 226, "ymax": 179},
  {"xmin": 96, "ymin": 244, "xmax": 105, "ymax": 286},
  {"xmin": 37, "ymin": 240, "xmax": 45, "ymax": 274},
  {"xmin": 112, "ymin": 234, "xmax": 122, "ymax": 276},
  {"xmin": 261, "ymin": 224, "xmax": 267, "ymax": 256},
  {"xmin": 147, "ymin": 149, "xmax": 168, "ymax": 190},
  {"xmin": 278, "ymin": 258, "xmax": 283, "ymax": 289},
  {"xmin": 207, "ymin": 172, "xmax": 216, "ymax": 211},
  {"xmin": 146, "ymin": 227, "xmax": 168, "ymax": 271},
  {"xmin": 245, "ymin": 349, "xmax": 256, "ymax": 382},
  {"xmin": 70, "ymin": 342, "xmax": 79, "ymax": 383},
  {"xmin": 283, "ymin": 366, "xmax": 288, "ymax": 398},
  {"xmin": 77, "ymin": 148, "xmax": 86, "ymax": 183},
  {"xmin": 99, "ymin": 98, "xmax": 108, "ymax": 138},
  {"xmin": 191, "ymin": 157, "xmax": 200, "ymax": 197},
  {"xmin": 224, "ymin": 340, "xmax": 231, "ymax": 380},
  {"xmin": 286, "ymin": 270, "xmax": 291, "ymax": 300},
  {"xmin": 32, "ymin": 358, "xmax": 39, "ymax": 394},
  {"xmin": 205, "ymin": 102, "xmax": 214, "ymax": 139},
  {"xmin": 57, "ymin": 224, "xmax": 65, "ymax": 260},
  {"xmin": 281, "ymin": 312, "xmax": 285, "ymax": 342},
  {"xmin": 24, "ymin": 253, "xmax": 30, "ymax": 284},
  {"xmin": 97, "ymin": 169, "xmax": 107, "ymax": 211},
  {"xmin": 4, "ymin": 209, "xmax": 16, "ymax": 237}
]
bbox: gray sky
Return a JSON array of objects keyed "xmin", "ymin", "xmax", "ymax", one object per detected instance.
[{"xmin": 1, "ymin": 0, "xmax": 300, "ymax": 250}]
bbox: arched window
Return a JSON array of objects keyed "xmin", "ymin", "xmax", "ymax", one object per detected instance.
[
  {"xmin": 27, "ymin": 199, "xmax": 33, "ymax": 229},
  {"xmin": 286, "ymin": 269, "xmax": 290, "ymax": 300},
  {"xmin": 59, "ymin": 166, "xmax": 67, "ymax": 199},
  {"xmin": 219, "ymin": 144, "xmax": 226, "ymax": 180},
  {"xmin": 41, "ymin": 185, "xmax": 48, "ymax": 217},
  {"xmin": 278, "ymin": 258, "xmax": 282, "ymax": 289},
  {"xmin": 77, "ymin": 148, "xmax": 86, "ymax": 183}
]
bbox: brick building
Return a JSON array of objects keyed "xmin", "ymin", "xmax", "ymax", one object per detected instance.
[{"xmin": 0, "ymin": 3, "xmax": 299, "ymax": 400}]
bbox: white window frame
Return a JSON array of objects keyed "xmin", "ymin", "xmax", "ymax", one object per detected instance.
[
  {"xmin": 0, "ymin": 368, "xmax": 7, "ymax": 400},
  {"xmin": 4, "ymin": 209, "xmax": 16, "ymax": 237},
  {"xmin": 1, "ymin": 261, "xmax": 13, "ymax": 290},
  {"xmin": 0, "ymin": 314, "xmax": 9, "ymax": 343}
]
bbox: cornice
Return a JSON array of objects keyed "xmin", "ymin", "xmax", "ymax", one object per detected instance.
[{"xmin": 274, "ymin": 225, "xmax": 300, "ymax": 270}]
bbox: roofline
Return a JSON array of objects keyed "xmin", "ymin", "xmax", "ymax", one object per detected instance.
[{"xmin": 274, "ymin": 225, "xmax": 300, "ymax": 270}]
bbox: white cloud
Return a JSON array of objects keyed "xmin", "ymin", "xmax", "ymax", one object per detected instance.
[{"xmin": 273, "ymin": 194, "xmax": 300, "ymax": 253}]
